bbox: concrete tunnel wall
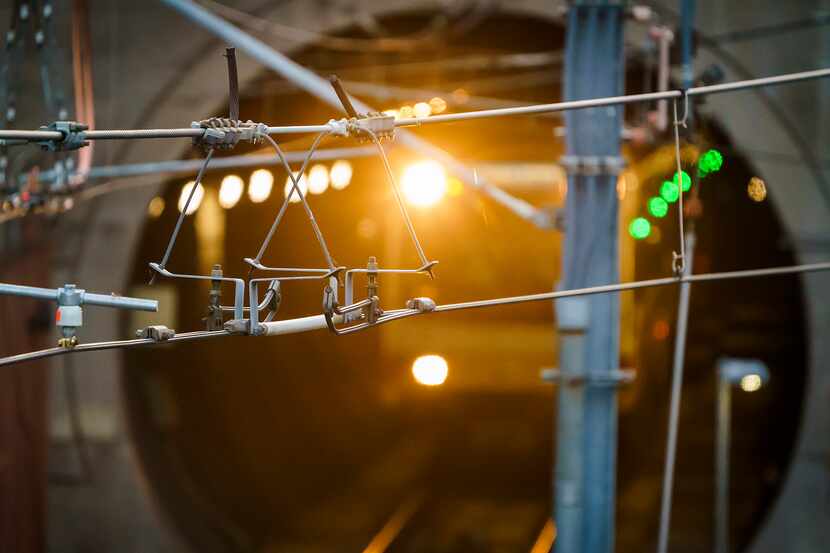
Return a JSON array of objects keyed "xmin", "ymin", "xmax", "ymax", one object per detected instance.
[{"xmin": 0, "ymin": 0, "xmax": 824, "ymax": 551}]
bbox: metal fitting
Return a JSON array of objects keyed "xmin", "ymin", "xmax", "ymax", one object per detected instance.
[
  {"xmin": 406, "ymin": 297, "xmax": 436, "ymax": 313},
  {"xmin": 56, "ymin": 284, "xmax": 83, "ymax": 347},
  {"xmin": 325, "ymin": 118, "xmax": 350, "ymax": 137},
  {"xmin": 559, "ymin": 155, "xmax": 626, "ymax": 176},
  {"xmin": 353, "ymin": 113, "xmax": 396, "ymax": 139},
  {"xmin": 192, "ymin": 118, "xmax": 268, "ymax": 150},
  {"xmin": 204, "ymin": 264, "xmax": 224, "ymax": 331},
  {"xmin": 135, "ymin": 325, "xmax": 175, "ymax": 341},
  {"xmin": 365, "ymin": 256, "xmax": 381, "ymax": 324},
  {"xmin": 224, "ymin": 318, "xmax": 253, "ymax": 335},
  {"xmin": 540, "ymin": 368, "xmax": 636, "ymax": 387},
  {"xmin": 38, "ymin": 121, "xmax": 89, "ymax": 152}
]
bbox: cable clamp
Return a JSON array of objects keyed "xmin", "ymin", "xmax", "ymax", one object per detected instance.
[
  {"xmin": 37, "ymin": 121, "xmax": 88, "ymax": 152},
  {"xmin": 192, "ymin": 118, "xmax": 268, "ymax": 150},
  {"xmin": 352, "ymin": 113, "xmax": 396, "ymax": 139},
  {"xmin": 676, "ymin": 89, "xmax": 690, "ymax": 128},
  {"xmin": 135, "ymin": 325, "xmax": 175, "ymax": 341},
  {"xmin": 406, "ymin": 297, "xmax": 436, "ymax": 312},
  {"xmin": 326, "ymin": 118, "xmax": 350, "ymax": 137},
  {"xmin": 672, "ymin": 251, "xmax": 685, "ymax": 275}
]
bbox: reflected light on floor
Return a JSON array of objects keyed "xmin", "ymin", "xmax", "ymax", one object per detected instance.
[
  {"xmin": 412, "ymin": 354, "xmax": 448, "ymax": 386},
  {"xmin": 401, "ymin": 160, "xmax": 447, "ymax": 207}
]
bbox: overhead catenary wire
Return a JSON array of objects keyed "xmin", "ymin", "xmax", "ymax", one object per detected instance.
[
  {"xmin": 3, "ymin": 67, "xmax": 829, "ymax": 144},
  {"xmin": 4, "ymin": 259, "xmax": 830, "ymax": 368}
]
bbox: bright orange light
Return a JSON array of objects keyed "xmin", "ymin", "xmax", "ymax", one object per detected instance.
[
  {"xmin": 248, "ymin": 169, "xmax": 273, "ymax": 203},
  {"xmin": 330, "ymin": 160, "xmax": 353, "ymax": 190},
  {"xmin": 177, "ymin": 181, "xmax": 204, "ymax": 214},
  {"xmin": 447, "ymin": 176, "xmax": 464, "ymax": 197},
  {"xmin": 219, "ymin": 174, "xmax": 244, "ymax": 209},
  {"xmin": 308, "ymin": 164, "xmax": 329, "ymax": 195},
  {"xmin": 413, "ymin": 102, "xmax": 431, "ymax": 118},
  {"xmin": 429, "ymin": 97, "xmax": 447, "ymax": 114},
  {"xmin": 147, "ymin": 196, "xmax": 165, "ymax": 218},
  {"xmin": 412, "ymin": 355, "xmax": 448, "ymax": 386},
  {"xmin": 452, "ymin": 88, "xmax": 469, "ymax": 104},
  {"xmin": 401, "ymin": 160, "xmax": 447, "ymax": 207}
]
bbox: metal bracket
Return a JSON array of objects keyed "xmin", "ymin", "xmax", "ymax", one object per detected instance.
[
  {"xmin": 56, "ymin": 283, "xmax": 83, "ymax": 348},
  {"xmin": 559, "ymin": 155, "xmax": 626, "ymax": 176},
  {"xmin": 329, "ymin": 75, "xmax": 395, "ymax": 140},
  {"xmin": 37, "ymin": 121, "xmax": 88, "ymax": 152},
  {"xmin": 540, "ymin": 368, "xmax": 636, "ymax": 387}
]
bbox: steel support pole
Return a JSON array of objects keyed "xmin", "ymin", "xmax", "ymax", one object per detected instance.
[
  {"xmin": 553, "ymin": 297, "xmax": 589, "ymax": 553},
  {"xmin": 555, "ymin": 4, "xmax": 624, "ymax": 553},
  {"xmin": 714, "ymin": 375, "xmax": 731, "ymax": 553}
]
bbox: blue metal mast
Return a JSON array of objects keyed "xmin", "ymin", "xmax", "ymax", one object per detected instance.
[{"xmin": 555, "ymin": 2, "xmax": 625, "ymax": 553}]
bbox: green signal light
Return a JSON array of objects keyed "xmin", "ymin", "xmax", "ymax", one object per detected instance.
[
  {"xmin": 698, "ymin": 149, "xmax": 724, "ymax": 177},
  {"xmin": 648, "ymin": 196, "xmax": 669, "ymax": 218},
  {"xmin": 629, "ymin": 217, "xmax": 651, "ymax": 240},
  {"xmin": 660, "ymin": 180, "xmax": 679, "ymax": 203},
  {"xmin": 673, "ymin": 170, "xmax": 692, "ymax": 192}
]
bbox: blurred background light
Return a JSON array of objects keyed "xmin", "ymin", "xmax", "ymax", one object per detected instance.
[
  {"xmin": 218, "ymin": 174, "xmax": 244, "ymax": 209},
  {"xmin": 412, "ymin": 354, "xmax": 448, "ymax": 386},
  {"xmin": 330, "ymin": 159, "xmax": 353, "ymax": 190},
  {"xmin": 147, "ymin": 196, "xmax": 165, "ymax": 218},
  {"xmin": 401, "ymin": 160, "xmax": 447, "ymax": 207},
  {"xmin": 308, "ymin": 164, "xmax": 330, "ymax": 195},
  {"xmin": 447, "ymin": 175, "xmax": 464, "ymax": 197},
  {"xmin": 248, "ymin": 169, "xmax": 274, "ymax": 203},
  {"xmin": 429, "ymin": 96, "xmax": 447, "ymax": 114},
  {"xmin": 383, "ymin": 109, "xmax": 399, "ymax": 119},
  {"xmin": 648, "ymin": 196, "xmax": 669, "ymax": 218},
  {"xmin": 698, "ymin": 149, "xmax": 724, "ymax": 177},
  {"xmin": 629, "ymin": 217, "xmax": 651, "ymax": 240},
  {"xmin": 399, "ymin": 105, "xmax": 414, "ymax": 118},
  {"xmin": 177, "ymin": 181, "xmax": 203, "ymax": 214},
  {"xmin": 413, "ymin": 101, "xmax": 432, "ymax": 118},
  {"xmin": 284, "ymin": 172, "xmax": 308, "ymax": 203},
  {"xmin": 748, "ymin": 176, "xmax": 767, "ymax": 202},
  {"xmin": 673, "ymin": 170, "xmax": 692, "ymax": 192},
  {"xmin": 740, "ymin": 373, "xmax": 763, "ymax": 392},
  {"xmin": 660, "ymin": 180, "xmax": 680, "ymax": 203}
]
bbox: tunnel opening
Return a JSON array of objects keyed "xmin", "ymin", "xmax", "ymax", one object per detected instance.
[{"xmin": 117, "ymin": 8, "xmax": 806, "ymax": 553}]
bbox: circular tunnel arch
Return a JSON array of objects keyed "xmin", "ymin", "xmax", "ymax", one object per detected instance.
[{"xmin": 110, "ymin": 7, "xmax": 809, "ymax": 553}]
